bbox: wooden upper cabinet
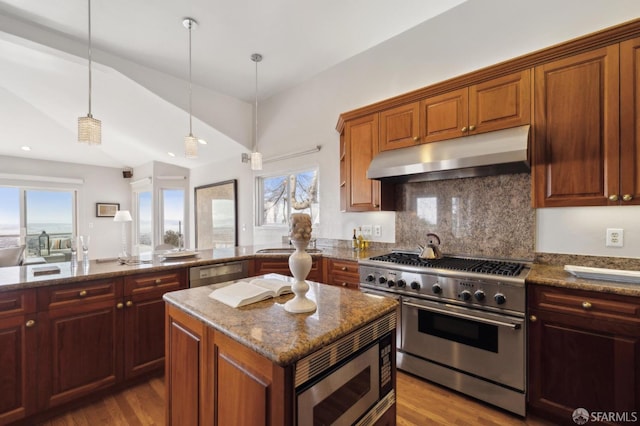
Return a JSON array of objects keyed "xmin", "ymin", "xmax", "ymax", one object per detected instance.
[
  {"xmin": 620, "ymin": 37, "xmax": 640, "ymax": 205},
  {"xmin": 379, "ymin": 102, "xmax": 421, "ymax": 151},
  {"xmin": 420, "ymin": 70, "xmax": 531, "ymax": 145},
  {"xmin": 533, "ymin": 45, "xmax": 621, "ymax": 207},
  {"xmin": 421, "ymin": 88, "xmax": 468, "ymax": 143},
  {"xmin": 469, "ymin": 70, "xmax": 531, "ymax": 135},
  {"xmin": 342, "ymin": 113, "xmax": 395, "ymax": 212}
]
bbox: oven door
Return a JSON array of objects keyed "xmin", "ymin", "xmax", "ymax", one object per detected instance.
[{"xmin": 401, "ymin": 297, "xmax": 525, "ymax": 391}]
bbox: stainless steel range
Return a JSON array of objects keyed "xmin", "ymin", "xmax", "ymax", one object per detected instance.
[{"xmin": 359, "ymin": 250, "xmax": 530, "ymax": 416}]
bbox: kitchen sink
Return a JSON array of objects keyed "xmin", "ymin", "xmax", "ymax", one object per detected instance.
[{"xmin": 255, "ymin": 248, "xmax": 322, "ymax": 254}]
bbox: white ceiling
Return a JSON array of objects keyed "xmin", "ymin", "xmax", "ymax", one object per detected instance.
[{"xmin": 0, "ymin": 0, "xmax": 466, "ymax": 170}]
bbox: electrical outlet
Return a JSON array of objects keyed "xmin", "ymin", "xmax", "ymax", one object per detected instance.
[
  {"xmin": 606, "ymin": 228, "xmax": 624, "ymax": 247},
  {"xmin": 374, "ymin": 225, "xmax": 381, "ymax": 237},
  {"xmin": 361, "ymin": 225, "xmax": 372, "ymax": 237}
]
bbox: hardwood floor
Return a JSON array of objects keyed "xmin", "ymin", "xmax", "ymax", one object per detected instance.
[{"xmin": 37, "ymin": 372, "xmax": 553, "ymax": 425}]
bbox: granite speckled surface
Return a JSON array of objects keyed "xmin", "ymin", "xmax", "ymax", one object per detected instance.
[
  {"xmin": 163, "ymin": 274, "xmax": 398, "ymax": 366},
  {"xmin": 0, "ymin": 245, "xmax": 387, "ymax": 292},
  {"xmin": 529, "ymin": 252, "xmax": 640, "ymax": 296},
  {"xmin": 394, "ymin": 173, "xmax": 534, "ymax": 260}
]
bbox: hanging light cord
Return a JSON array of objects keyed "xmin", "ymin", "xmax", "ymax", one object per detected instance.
[
  {"xmin": 87, "ymin": 0, "xmax": 93, "ymax": 117},
  {"xmin": 188, "ymin": 19, "xmax": 193, "ymax": 136},
  {"xmin": 254, "ymin": 56, "xmax": 258, "ymax": 153}
]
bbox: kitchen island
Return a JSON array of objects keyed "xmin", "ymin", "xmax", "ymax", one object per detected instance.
[{"xmin": 163, "ymin": 274, "xmax": 398, "ymax": 426}]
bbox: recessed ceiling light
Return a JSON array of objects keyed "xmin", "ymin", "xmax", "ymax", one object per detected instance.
[
  {"xmin": 198, "ymin": 138, "xmax": 207, "ymax": 145},
  {"xmin": 168, "ymin": 152, "xmax": 176, "ymax": 157},
  {"xmin": 21, "ymin": 146, "xmax": 31, "ymax": 151}
]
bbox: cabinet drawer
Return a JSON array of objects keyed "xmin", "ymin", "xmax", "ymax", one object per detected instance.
[
  {"xmin": 324, "ymin": 259, "xmax": 359, "ymax": 289},
  {"xmin": 124, "ymin": 269, "xmax": 186, "ymax": 297},
  {"xmin": 326, "ymin": 273, "xmax": 360, "ymax": 289},
  {"xmin": 530, "ymin": 285, "xmax": 640, "ymax": 325},
  {"xmin": 327, "ymin": 259, "xmax": 359, "ymax": 276},
  {"xmin": 0, "ymin": 289, "xmax": 36, "ymax": 318},
  {"xmin": 38, "ymin": 278, "xmax": 121, "ymax": 310}
]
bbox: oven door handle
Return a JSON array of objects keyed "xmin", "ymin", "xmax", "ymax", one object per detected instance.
[{"xmin": 403, "ymin": 300, "xmax": 522, "ymax": 330}]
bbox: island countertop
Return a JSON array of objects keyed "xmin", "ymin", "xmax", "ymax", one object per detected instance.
[{"xmin": 163, "ymin": 274, "xmax": 399, "ymax": 366}]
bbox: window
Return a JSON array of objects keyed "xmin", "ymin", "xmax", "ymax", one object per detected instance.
[
  {"xmin": 258, "ymin": 169, "xmax": 318, "ymax": 226},
  {"xmin": 0, "ymin": 186, "xmax": 76, "ymax": 258},
  {"xmin": 136, "ymin": 191, "xmax": 152, "ymax": 254},
  {"xmin": 161, "ymin": 189, "xmax": 185, "ymax": 247}
]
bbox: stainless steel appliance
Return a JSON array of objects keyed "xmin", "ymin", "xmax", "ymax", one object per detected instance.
[
  {"xmin": 295, "ymin": 313, "xmax": 396, "ymax": 426},
  {"xmin": 189, "ymin": 260, "xmax": 249, "ymax": 287},
  {"xmin": 359, "ymin": 251, "xmax": 530, "ymax": 416}
]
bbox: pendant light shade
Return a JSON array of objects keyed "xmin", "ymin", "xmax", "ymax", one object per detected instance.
[
  {"xmin": 250, "ymin": 53, "xmax": 263, "ymax": 170},
  {"xmin": 183, "ymin": 17, "xmax": 198, "ymax": 158},
  {"xmin": 78, "ymin": 0, "xmax": 101, "ymax": 145}
]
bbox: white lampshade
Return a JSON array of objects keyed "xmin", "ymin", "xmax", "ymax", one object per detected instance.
[
  {"xmin": 250, "ymin": 151, "xmax": 263, "ymax": 170},
  {"xmin": 113, "ymin": 210, "xmax": 133, "ymax": 222}
]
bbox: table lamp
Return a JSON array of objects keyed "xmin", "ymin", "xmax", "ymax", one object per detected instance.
[{"xmin": 114, "ymin": 210, "xmax": 133, "ymax": 258}]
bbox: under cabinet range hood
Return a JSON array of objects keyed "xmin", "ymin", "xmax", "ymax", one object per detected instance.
[{"xmin": 367, "ymin": 125, "xmax": 531, "ymax": 182}]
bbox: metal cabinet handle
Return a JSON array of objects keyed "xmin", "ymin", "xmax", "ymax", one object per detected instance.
[
  {"xmin": 623, "ymin": 194, "xmax": 633, "ymax": 202},
  {"xmin": 341, "ymin": 266, "xmax": 347, "ymax": 271},
  {"xmin": 609, "ymin": 194, "xmax": 619, "ymax": 201},
  {"xmin": 460, "ymin": 126, "xmax": 467, "ymax": 133},
  {"xmin": 413, "ymin": 136, "xmax": 419, "ymax": 142},
  {"xmin": 469, "ymin": 125, "xmax": 476, "ymax": 131},
  {"xmin": 342, "ymin": 282, "xmax": 348, "ymax": 287},
  {"xmin": 79, "ymin": 290, "xmax": 87, "ymax": 297},
  {"xmin": 116, "ymin": 302, "xmax": 124, "ymax": 309},
  {"xmin": 529, "ymin": 315, "xmax": 537, "ymax": 322},
  {"xmin": 126, "ymin": 300, "xmax": 133, "ymax": 307},
  {"xmin": 582, "ymin": 301, "xmax": 592, "ymax": 310},
  {"xmin": 26, "ymin": 319, "xmax": 36, "ymax": 328}
]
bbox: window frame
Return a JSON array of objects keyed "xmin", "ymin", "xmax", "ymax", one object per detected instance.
[{"xmin": 255, "ymin": 166, "xmax": 319, "ymax": 228}]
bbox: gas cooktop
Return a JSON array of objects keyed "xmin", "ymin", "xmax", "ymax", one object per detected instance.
[{"xmin": 366, "ymin": 252, "xmax": 526, "ymax": 277}]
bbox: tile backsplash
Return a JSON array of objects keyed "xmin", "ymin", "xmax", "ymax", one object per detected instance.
[{"xmin": 394, "ymin": 173, "xmax": 534, "ymax": 260}]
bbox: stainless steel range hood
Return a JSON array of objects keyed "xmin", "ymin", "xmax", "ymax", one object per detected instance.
[{"xmin": 367, "ymin": 125, "xmax": 530, "ymax": 182}]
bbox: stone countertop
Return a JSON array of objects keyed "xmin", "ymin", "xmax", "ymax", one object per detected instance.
[
  {"xmin": 0, "ymin": 244, "xmax": 387, "ymax": 292},
  {"xmin": 163, "ymin": 274, "xmax": 398, "ymax": 366},
  {"xmin": 527, "ymin": 263, "xmax": 640, "ymax": 297}
]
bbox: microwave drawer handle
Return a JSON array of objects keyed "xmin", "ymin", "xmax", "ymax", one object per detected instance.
[{"xmin": 403, "ymin": 301, "xmax": 521, "ymax": 330}]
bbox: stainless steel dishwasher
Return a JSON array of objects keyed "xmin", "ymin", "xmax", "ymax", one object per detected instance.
[{"xmin": 189, "ymin": 260, "xmax": 249, "ymax": 288}]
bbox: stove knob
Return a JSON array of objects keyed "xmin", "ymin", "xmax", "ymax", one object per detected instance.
[
  {"xmin": 432, "ymin": 284, "xmax": 442, "ymax": 294},
  {"xmin": 494, "ymin": 293, "xmax": 507, "ymax": 305},
  {"xmin": 397, "ymin": 279, "xmax": 406, "ymax": 288},
  {"xmin": 378, "ymin": 276, "xmax": 387, "ymax": 284},
  {"xmin": 387, "ymin": 280, "xmax": 395, "ymax": 288},
  {"xmin": 461, "ymin": 290, "xmax": 472, "ymax": 301},
  {"xmin": 474, "ymin": 290, "xmax": 486, "ymax": 301},
  {"xmin": 410, "ymin": 281, "xmax": 421, "ymax": 290},
  {"xmin": 366, "ymin": 274, "xmax": 375, "ymax": 282}
]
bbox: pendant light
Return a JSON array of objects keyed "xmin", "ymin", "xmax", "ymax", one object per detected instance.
[
  {"xmin": 78, "ymin": 0, "xmax": 101, "ymax": 145},
  {"xmin": 250, "ymin": 53, "xmax": 263, "ymax": 170},
  {"xmin": 183, "ymin": 18, "xmax": 198, "ymax": 158}
]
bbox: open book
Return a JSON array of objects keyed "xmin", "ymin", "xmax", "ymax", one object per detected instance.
[{"xmin": 209, "ymin": 278, "xmax": 292, "ymax": 308}]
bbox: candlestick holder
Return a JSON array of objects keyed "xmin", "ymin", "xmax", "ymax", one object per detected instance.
[{"xmin": 284, "ymin": 239, "xmax": 317, "ymax": 313}]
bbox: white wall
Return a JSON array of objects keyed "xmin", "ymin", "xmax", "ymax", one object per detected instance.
[
  {"xmin": 249, "ymin": 0, "xmax": 640, "ymax": 256},
  {"xmin": 0, "ymin": 155, "xmax": 131, "ymax": 260}
]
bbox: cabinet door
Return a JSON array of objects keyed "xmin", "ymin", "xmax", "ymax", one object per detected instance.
[
  {"xmin": 0, "ymin": 313, "xmax": 37, "ymax": 424},
  {"xmin": 528, "ymin": 308, "xmax": 640, "ymax": 421},
  {"xmin": 533, "ymin": 45, "xmax": 620, "ymax": 207},
  {"xmin": 124, "ymin": 270, "xmax": 186, "ymax": 379},
  {"xmin": 620, "ymin": 37, "xmax": 640, "ymax": 205},
  {"xmin": 37, "ymin": 299, "xmax": 122, "ymax": 410},
  {"xmin": 469, "ymin": 70, "xmax": 531, "ymax": 134},
  {"xmin": 345, "ymin": 114, "xmax": 382, "ymax": 211},
  {"xmin": 379, "ymin": 102, "xmax": 420, "ymax": 151},
  {"xmin": 420, "ymin": 88, "xmax": 468, "ymax": 143}
]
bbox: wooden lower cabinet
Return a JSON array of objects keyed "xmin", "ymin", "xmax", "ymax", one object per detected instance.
[
  {"xmin": 252, "ymin": 256, "xmax": 323, "ymax": 282},
  {"xmin": 0, "ymin": 289, "xmax": 37, "ymax": 425},
  {"xmin": 528, "ymin": 285, "xmax": 640, "ymax": 424},
  {"xmin": 323, "ymin": 258, "xmax": 360, "ymax": 289},
  {"xmin": 165, "ymin": 305, "xmax": 291, "ymax": 426},
  {"xmin": 37, "ymin": 298, "xmax": 122, "ymax": 410}
]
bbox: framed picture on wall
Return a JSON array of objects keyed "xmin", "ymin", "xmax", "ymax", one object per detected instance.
[
  {"xmin": 96, "ymin": 202, "xmax": 120, "ymax": 217},
  {"xmin": 195, "ymin": 180, "xmax": 238, "ymax": 249}
]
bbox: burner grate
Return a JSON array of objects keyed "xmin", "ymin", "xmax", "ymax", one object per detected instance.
[{"xmin": 368, "ymin": 253, "xmax": 525, "ymax": 277}]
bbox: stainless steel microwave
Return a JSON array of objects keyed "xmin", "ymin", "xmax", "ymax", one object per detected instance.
[{"xmin": 294, "ymin": 314, "xmax": 396, "ymax": 426}]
